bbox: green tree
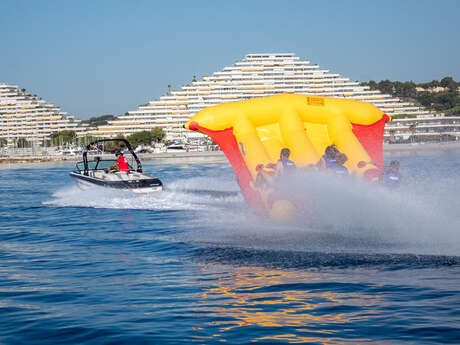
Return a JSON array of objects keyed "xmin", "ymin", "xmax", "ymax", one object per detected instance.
[
  {"xmin": 82, "ymin": 114, "xmax": 116, "ymax": 128},
  {"xmin": 151, "ymin": 127, "xmax": 166, "ymax": 143},
  {"xmin": 408, "ymin": 123, "xmax": 418, "ymax": 143},
  {"xmin": 16, "ymin": 137, "xmax": 31, "ymax": 148},
  {"xmin": 431, "ymin": 91, "xmax": 457, "ymax": 111},
  {"xmin": 378, "ymin": 80, "xmax": 394, "ymax": 95},
  {"xmin": 393, "ymin": 81, "xmax": 416, "ymax": 99},
  {"xmin": 364, "ymin": 77, "xmax": 459, "ymax": 112},
  {"xmin": 389, "ymin": 129, "xmax": 396, "ymax": 143},
  {"xmin": 127, "ymin": 131, "xmax": 153, "ymax": 148},
  {"xmin": 415, "ymin": 91, "xmax": 434, "ymax": 108},
  {"xmin": 50, "ymin": 130, "xmax": 77, "ymax": 146},
  {"xmin": 104, "ymin": 134, "xmax": 127, "ymax": 152},
  {"xmin": 419, "ymin": 80, "xmax": 440, "ymax": 89},
  {"xmin": 81, "ymin": 135, "xmax": 100, "ymax": 146},
  {"xmin": 367, "ymin": 80, "xmax": 378, "ymax": 90},
  {"xmin": 440, "ymin": 76, "xmax": 456, "ymax": 89},
  {"xmin": 446, "ymin": 106, "xmax": 460, "ymax": 116}
]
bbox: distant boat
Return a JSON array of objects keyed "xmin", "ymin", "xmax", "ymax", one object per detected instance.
[
  {"xmin": 167, "ymin": 143, "xmax": 185, "ymax": 151},
  {"xmin": 57, "ymin": 148, "xmax": 79, "ymax": 155}
]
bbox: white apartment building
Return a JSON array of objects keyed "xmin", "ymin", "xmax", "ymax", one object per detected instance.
[
  {"xmin": 87, "ymin": 53, "xmax": 459, "ymax": 142},
  {"xmin": 0, "ymin": 83, "xmax": 87, "ymax": 146}
]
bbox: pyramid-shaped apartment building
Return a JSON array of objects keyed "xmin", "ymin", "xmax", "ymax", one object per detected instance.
[
  {"xmin": 0, "ymin": 83, "xmax": 86, "ymax": 146},
  {"xmin": 92, "ymin": 53, "xmax": 460, "ymax": 142}
]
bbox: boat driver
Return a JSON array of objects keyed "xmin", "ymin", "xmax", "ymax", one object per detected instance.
[{"xmin": 110, "ymin": 151, "xmax": 130, "ymax": 172}]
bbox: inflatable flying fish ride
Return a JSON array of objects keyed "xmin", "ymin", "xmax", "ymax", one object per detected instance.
[{"xmin": 185, "ymin": 94, "xmax": 390, "ymax": 220}]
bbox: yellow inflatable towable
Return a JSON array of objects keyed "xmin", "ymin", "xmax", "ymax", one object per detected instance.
[{"xmin": 185, "ymin": 94, "xmax": 390, "ymax": 218}]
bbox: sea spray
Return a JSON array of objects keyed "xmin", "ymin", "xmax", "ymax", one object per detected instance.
[
  {"xmin": 182, "ymin": 166, "xmax": 460, "ymax": 256},
  {"xmin": 44, "ymin": 154, "xmax": 460, "ymax": 256},
  {"xmin": 44, "ymin": 177, "xmax": 243, "ymax": 212}
]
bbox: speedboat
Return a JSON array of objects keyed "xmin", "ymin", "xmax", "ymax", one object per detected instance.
[{"xmin": 69, "ymin": 139, "xmax": 163, "ymax": 194}]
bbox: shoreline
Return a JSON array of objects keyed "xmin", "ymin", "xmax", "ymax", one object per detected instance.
[
  {"xmin": 383, "ymin": 141, "xmax": 460, "ymax": 154},
  {"xmin": 0, "ymin": 151, "xmax": 227, "ymax": 165},
  {"xmin": 1, "ymin": 142, "xmax": 460, "ymax": 166}
]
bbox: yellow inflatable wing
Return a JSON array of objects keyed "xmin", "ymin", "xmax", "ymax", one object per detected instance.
[{"xmin": 185, "ymin": 94, "xmax": 390, "ymax": 216}]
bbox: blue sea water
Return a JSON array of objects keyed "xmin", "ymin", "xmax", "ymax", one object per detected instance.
[{"xmin": 0, "ymin": 151, "xmax": 459, "ymax": 344}]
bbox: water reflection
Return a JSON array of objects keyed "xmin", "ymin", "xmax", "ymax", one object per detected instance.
[{"xmin": 196, "ymin": 265, "xmax": 381, "ymax": 343}]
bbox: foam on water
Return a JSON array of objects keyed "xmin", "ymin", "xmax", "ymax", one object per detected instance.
[
  {"xmin": 282, "ymin": 170, "xmax": 460, "ymax": 254},
  {"xmin": 179, "ymin": 167, "xmax": 460, "ymax": 256},
  {"xmin": 44, "ymin": 155, "xmax": 460, "ymax": 257},
  {"xmin": 44, "ymin": 176, "xmax": 243, "ymax": 212}
]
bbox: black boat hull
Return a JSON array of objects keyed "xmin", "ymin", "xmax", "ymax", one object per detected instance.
[{"xmin": 69, "ymin": 172, "xmax": 163, "ymax": 194}]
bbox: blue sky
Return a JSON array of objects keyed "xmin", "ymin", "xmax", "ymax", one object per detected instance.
[{"xmin": 1, "ymin": 0, "xmax": 459, "ymax": 119}]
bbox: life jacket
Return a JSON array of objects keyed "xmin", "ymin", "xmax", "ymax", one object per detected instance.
[
  {"xmin": 278, "ymin": 158, "xmax": 296, "ymax": 173},
  {"xmin": 384, "ymin": 170, "xmax": 401, "ymax": 188},
  {"xmin": 333, "ymin": 165, "xmax": 349, "ymax": 177},
  {"xmin": 117, "ymin": 156, "xmax": 130, "ymax": 172},
  {"xmin": 322, "ymin": 154, "xmax": 337, "ymax": 169}
]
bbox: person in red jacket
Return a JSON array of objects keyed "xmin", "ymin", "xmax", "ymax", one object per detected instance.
[{"xmin": 110, "ymin": 152, "xmax": 130, "ymax": 172}]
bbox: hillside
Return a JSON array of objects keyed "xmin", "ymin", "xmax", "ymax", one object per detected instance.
[
  {"xmin": 81, "ymin": 114, "xmax": 117, "ymax": 127},
  {"xmin": 362, "ymin": 77, "xmax": 460, "ymax": 115}
]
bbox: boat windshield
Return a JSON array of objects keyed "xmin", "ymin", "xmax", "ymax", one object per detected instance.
[{"xmin": 74, "ymin": 159, "xmax": 133, "ymax": 172}]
